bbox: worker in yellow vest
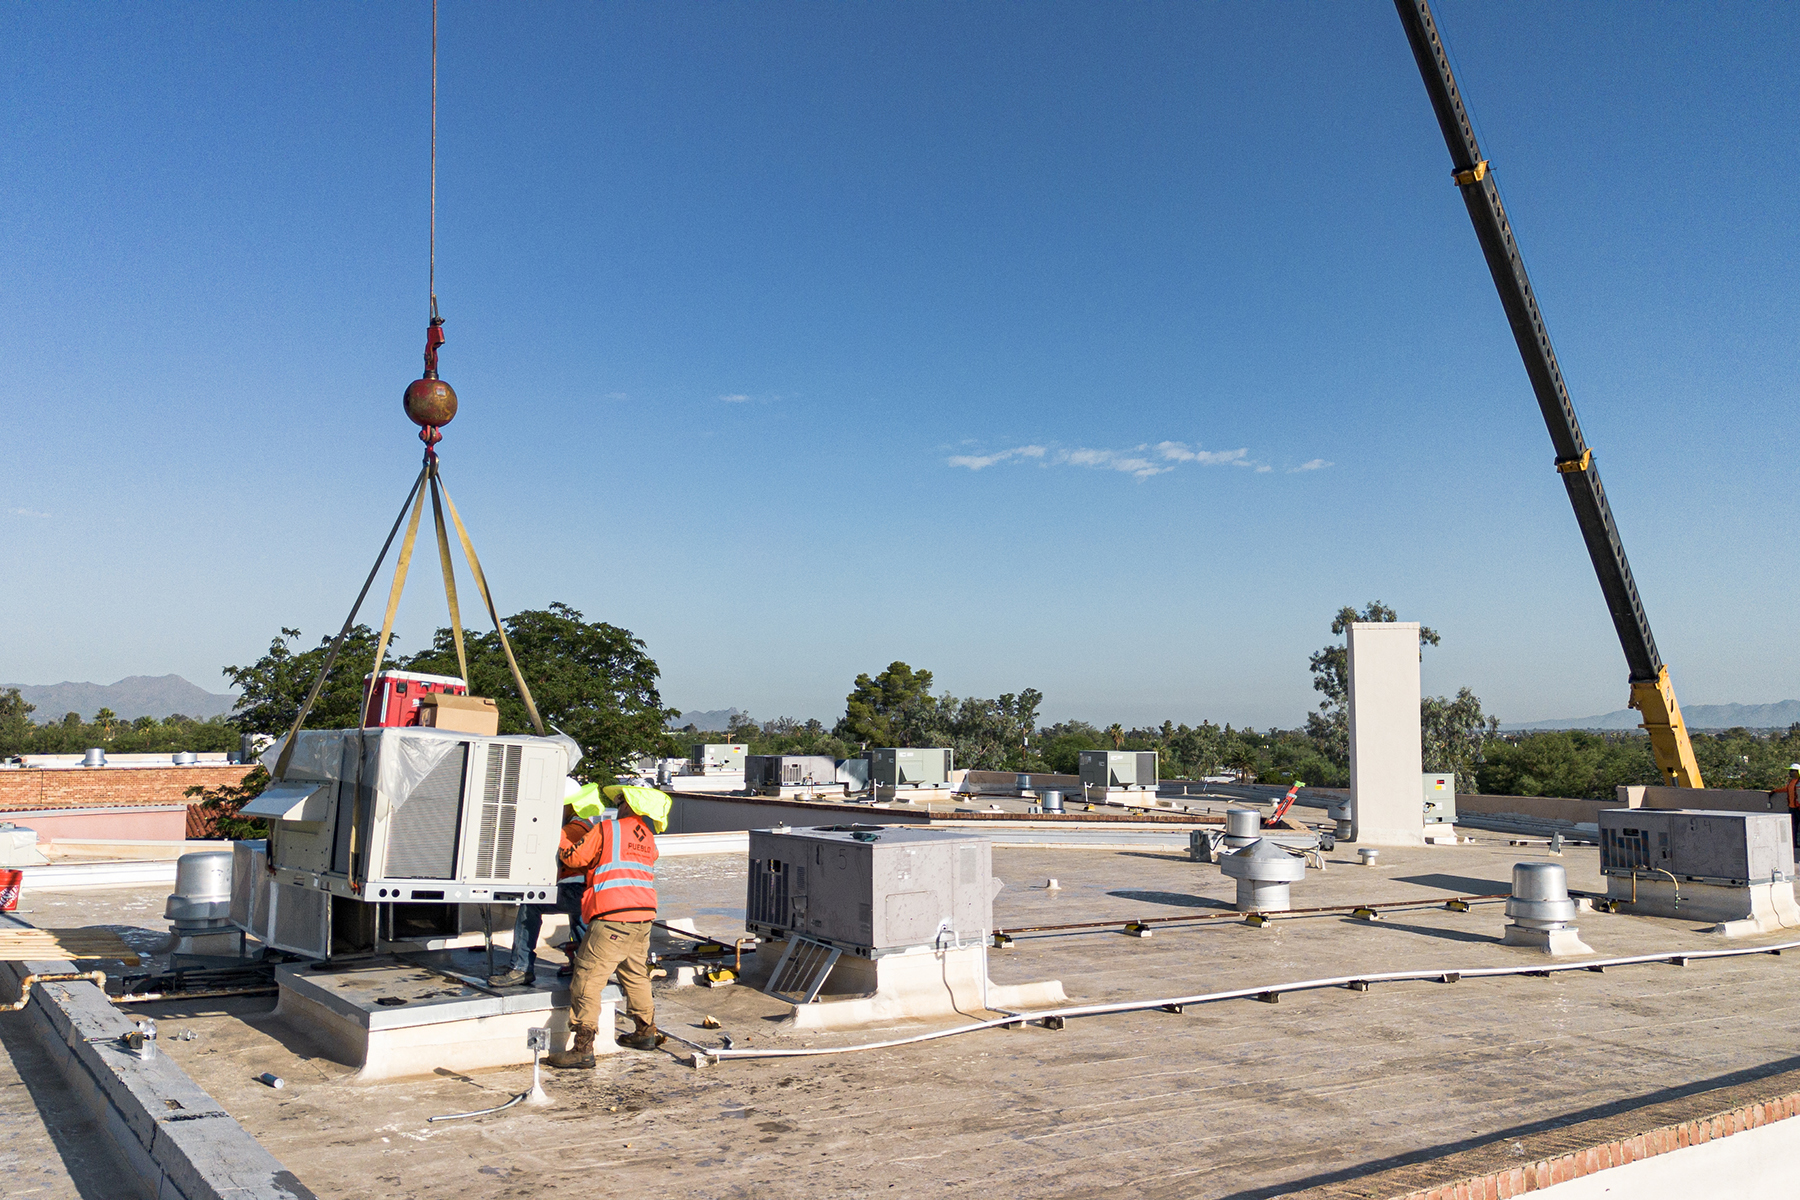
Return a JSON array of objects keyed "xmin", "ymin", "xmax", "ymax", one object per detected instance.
[{"xmin": 546, "ymin": 784, "xmax": 670, "ymax": 1068}]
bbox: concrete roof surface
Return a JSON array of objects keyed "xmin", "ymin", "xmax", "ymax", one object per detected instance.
[{"xmin": 7, "ymin": 836, "xmax": 1800, "ymax": 1199}]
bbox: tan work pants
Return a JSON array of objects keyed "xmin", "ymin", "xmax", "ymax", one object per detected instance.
[{"xmin": 568, "ymin": 919, "xmax": 654, "ymax": 1029}]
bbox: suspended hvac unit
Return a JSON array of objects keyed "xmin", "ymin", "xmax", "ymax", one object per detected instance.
[{"xmin": 246, "ymin": 728, "xmax": 572, "ymax": 906}]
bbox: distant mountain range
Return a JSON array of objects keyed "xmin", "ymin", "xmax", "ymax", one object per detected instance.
[
  {"xmin": 2, "ymin": 675, "xmax": 239, "ymax": 722},
  {"xmin": 666, "ymin": 708, "xmax": 744, "ymax": 731},
  {"xmin": 1504, "ymin": 701, "xmax": 1800, "ymax": 732}
]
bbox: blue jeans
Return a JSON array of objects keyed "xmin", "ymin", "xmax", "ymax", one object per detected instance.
[{"xmin": 508, "ymin": 881, "xmax": 589, "ymax": 978}]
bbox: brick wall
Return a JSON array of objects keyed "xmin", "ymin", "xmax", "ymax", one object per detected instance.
[{"xmin": 0, "ymin": 765, "xmax": 255, "ymax": 812}]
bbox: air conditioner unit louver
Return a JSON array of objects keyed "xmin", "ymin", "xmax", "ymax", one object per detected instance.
[
  {"xmin": 383, "ymin": 744, "xmax": 467, "ymax": 880},
  {"xmin": 475, "ymin": 742, "xmax": 522, "ymax": 880}
]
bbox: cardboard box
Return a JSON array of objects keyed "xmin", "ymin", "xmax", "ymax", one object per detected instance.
[{"xmin": 417, "ymin": 694, "xmax": 500, "ymax": 736}]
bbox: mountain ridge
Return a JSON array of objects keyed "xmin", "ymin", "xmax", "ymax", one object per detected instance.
[
  {"xmin": 1503, "ymin": 700, "xmax": 1800, "ymax": 732},
  {"xmin": 2, "ymin": 675, "xmax": 238, "ymax": 722}
]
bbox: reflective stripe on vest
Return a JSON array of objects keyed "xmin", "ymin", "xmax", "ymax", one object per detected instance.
[{"xmin": 584, "ymin": 817, "xmax": 657, "ymax": 920}]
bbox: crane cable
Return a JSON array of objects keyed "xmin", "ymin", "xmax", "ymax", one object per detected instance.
[
  {"xmin": 429, "ymin": 0, "xmax": 438, "ymax": 324},
  {"xmin": 269, "ymin": 2, "xmax": 550, "ymax": 778}
]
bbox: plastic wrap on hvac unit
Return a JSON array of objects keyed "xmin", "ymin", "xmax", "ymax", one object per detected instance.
[
  {"xmin": 383, "ymin": 739, "xmax": 470, "ymax": 880},
  {"xmin": 259, "ymin": 729, "xmax": 357, "ymax": 781}
]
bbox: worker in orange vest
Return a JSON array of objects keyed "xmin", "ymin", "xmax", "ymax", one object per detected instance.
[
  {"xmin": 488, "ymin": 798, "xmax": 593, "ymax": 988},
  {"xmin": 546, "ymin": 785, "xmax": 670, "ymax": 1068}
]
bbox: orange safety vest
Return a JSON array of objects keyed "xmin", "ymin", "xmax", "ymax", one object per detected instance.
[{"xmin": 579, "ymin": 815, "xmax": 658, "ymax": 922}]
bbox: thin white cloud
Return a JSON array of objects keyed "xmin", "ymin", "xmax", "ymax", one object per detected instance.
[
  {"xmin": 8, "ymin": 507, "xmax": 50, "ymax": 519},
  {"xmin": 947, "ymin": 445, "xmax": 1048, "ymax": 470},
  {"xmin": 718, "ymin": 393, "xmax": 750, "ymax": 403},
  {"xmin": 606, "ymin": 391, "xmax": 629, "ymax": 401},
  {"xmin": 1063, "ymin": 447, "xmax": 1173, "ymax": 479},
  {"xmin": 1155, "ymin": 441, "xmax": 1249, "ymax": 467},
  {"xmin": 947, "ymin": 439, "xmax": 1324, "ymax": 481}
]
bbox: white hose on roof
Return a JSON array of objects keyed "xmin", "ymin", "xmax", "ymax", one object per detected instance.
[{"xmin": 697, "ymin": 938, "xmax": 1800, "ymax": 1064}]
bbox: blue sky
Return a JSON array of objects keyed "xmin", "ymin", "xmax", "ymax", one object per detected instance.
[{"xmin": 3, "ymin": 2, "xmax": 1796, "ymax": 730}]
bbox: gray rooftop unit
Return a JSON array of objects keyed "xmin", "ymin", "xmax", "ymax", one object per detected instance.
[
  {"xmin": 1599, "ymin": 809, "xmax": 1794, "ymax": 887},
  {"xmin": 1423, "ymin": 773, "xmax": 1456, "ymax": 824},
  {"xmin": 1079, "ymin": 750, "xmax": 1159, "ymax": 789},
  {"xmin": 745, "ymin": 825, "xmax": 997, "ymax": 957},
  {"xmin": 691, "ymin": 743, "xmax": 747, "ymax": 773},
  {"xmin": 868, "ymin": 747, "xmax": 953, "ymax": 787},
  {"xmin": 744, "ymin": 754, "xmax": 840, "ymax": 790}
]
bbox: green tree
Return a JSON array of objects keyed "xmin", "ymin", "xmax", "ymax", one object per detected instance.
[
  {"xmin": 945, "ymin": 689, "xmax": 1043, "ymax": 771},
  {"xmin": 1476, "ymin": 730, "xmax": 1658, "ymax": 799},
  {"xmin": 403, "ymin": 602, "xmax": 677, "ymax": 779},
  {"xmin": 1039, "ymin": 720, "xmax": 1104, "ymax": 775},
  {"xmin": 225, "ymin": 625, "xmax": 386, "ymax": 734},
  {"xmin": 185, "ymin": 767, "xmax": 270, "ymax": 840},
  {"xmin": 835, "ymin": 662, "xmax": 936, "ymax": 746},
  {"xmin": 0, "ymin": 689, "xmax": 36, "ymax": 758},
  {"xmin": 1305, "ymin": 601, "xmax": 1441, "ymax": 765},
  {"xmin": 1421, "ymin": 687, "xmax": 1498, "ymax": 793}
]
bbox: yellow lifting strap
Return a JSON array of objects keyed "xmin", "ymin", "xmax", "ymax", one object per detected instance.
[
  {"xmin": 273, "ymin": 460, "xmax": 430, "ymax": 781},
  {"xmin": 437, "ymin": 474, "xmax": 545, "ymax": 736},
  {"xmin": 427, "ymin": 466, "xmax": 469, "ymax": 686},
  {"xmin": 366, "ymin": 473, "xmax": 431, "ymax": 698},
  {"xmin": 362, "ymin": 459, "xmax": 544, "ymax": 736},
  {"xmin": 271, "ymin": 453, "xmax": 547, "ymax": 781}
]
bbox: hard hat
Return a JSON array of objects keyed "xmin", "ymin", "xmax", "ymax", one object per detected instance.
[
  {"xmin": 567, "ymin": 782, "xmax": 607, "ymax": 818},
  {"xmin": 603, "ymin": 784, "xmax": 672, "ymax": 833}
]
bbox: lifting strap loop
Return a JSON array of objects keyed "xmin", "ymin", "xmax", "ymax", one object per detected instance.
[
  {"xmin": 436, "ymin": 476, "xmax": 546, "ymax": 735},
  {"xmin": 273, "ymin": 463, "xmax": 430, "ymax": 782},
  {"xmin": 427, "ymin": 465, "xmax": 469, "ymax": 686},
  {"xmin": 365, "ymin": 475, "xmax": 431, "ymax": 713}
]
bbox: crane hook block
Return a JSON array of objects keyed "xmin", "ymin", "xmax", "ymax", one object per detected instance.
[{"xmin": 404, "ymin": 316, "xmax": 458, "ymax": 443}]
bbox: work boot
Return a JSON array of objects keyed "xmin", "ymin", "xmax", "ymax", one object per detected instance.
[
  {"xmin": 617, "ymin": 1017, "xmax": 665, "ymax": 1052},
  {"xmin": 545, "ymin": 1024, "xmax": 597, "ymax": 1069},
  {"xmin": 486, "ymin": 968, "xmax": 534, "ymax": 989}
]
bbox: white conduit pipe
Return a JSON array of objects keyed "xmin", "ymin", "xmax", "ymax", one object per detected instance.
[{"xmin": 699, "ymin": 938, "xmax": 1800, "ymax": 1065}]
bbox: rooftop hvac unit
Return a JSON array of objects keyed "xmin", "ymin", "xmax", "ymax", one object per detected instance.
[
  {"xmin": 867, "ymin": 748, "xmax": 953, "ymax": 787},
  {"xmin": 691, "ymin": 743, "xmax": 747, "ymax": 773},
  {"xmin": 1423, "ymin": 773, "xmax": 1456, "ymax": 824},
  {"xmin": 1599, "ymin": 809, "xmax": 1794, "ymax": 886},
  {"xmin": 837, "ymin": 756, "xmax": 870, "ymax": 792},
  {"xmin": 744, "ymin": 754, "xmax": 839, "ymax": 790},
  {"xmin": 745, "ymin": 826, "xmax": 997, "ymax": 957},
  {"xmin": 1079, "ymin": 750, "xmax": 1159, "ymax": 789},
  {"xmin": 247, "ymin": 728, "xmax": 572, "ymax": 906}
]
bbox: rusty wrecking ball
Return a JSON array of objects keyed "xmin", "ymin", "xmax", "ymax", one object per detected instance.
[{"xmin": 404, "ymin": 317, "xmax": 458, "ymax": 443}]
